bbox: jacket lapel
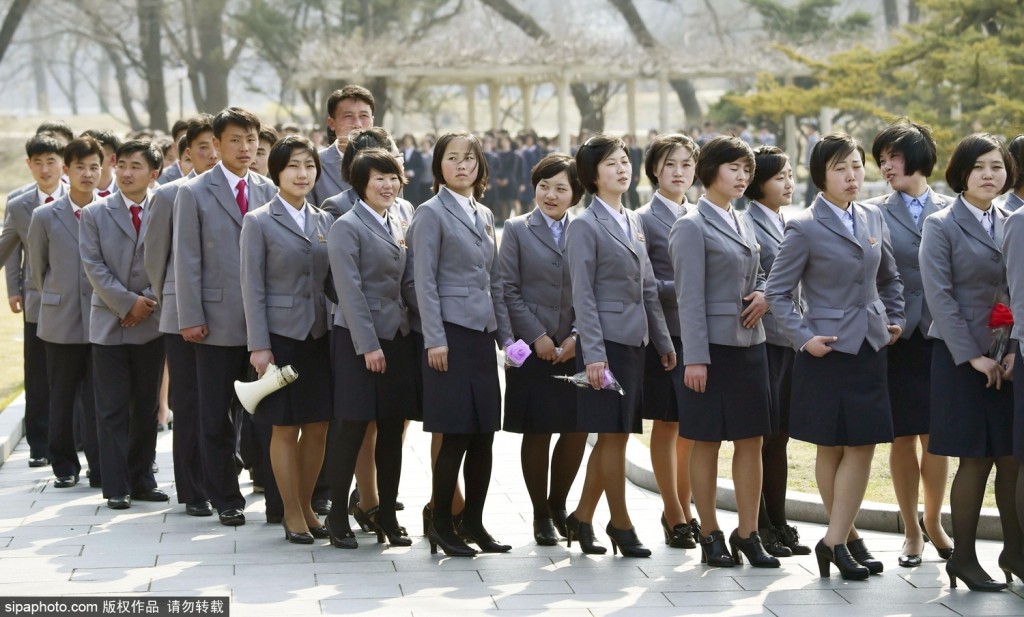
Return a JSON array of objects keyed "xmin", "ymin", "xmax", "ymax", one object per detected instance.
[
  {"xmin": 697, "ymin": 198, "xmax": 747, "ymax": 249},
  {"xmin": 952, "ymin": 197, "xmax": 999, "ymax": 253},
  {"xmin": 747, "ymin": 202, "xmax": 783, "ymax": 244},
  {"xmin": 270, "ymin": 198, "xmax": 310, "ymax": 241},
  {"xmin": 590, "ymin": 198, "xmax": 637, "ymax": 257},
  {"xmin": 812, "ymin": 196, "xmax": 860, "ymax": 248},
  {"xmin": 883, "ymin": 192, "xmax": 920, "ymax": 237},
  {"xmin": 107, "ymin": 193, "xmax": 138, "ymax": 242},
  {"xmin": 527, "ymin": 207, "xmax": 561, "ymax": 255},
  {"xmin": 208, "ymin": 167, "xmax": 244, "ymax": 227},
  {"xmin": 354, "ymin": 201, "xmax": 398, "ymax": 248},
  {"xmin": 54, "ymin": 197, "xmax": 79, "ymax": 239},
  {"xmin": 439, "ymin": 189, "xmax": 482, "ymax": 239},
  {"xmin": 650, "ymin": 193, "xmax": 680, "ymax": 230}
]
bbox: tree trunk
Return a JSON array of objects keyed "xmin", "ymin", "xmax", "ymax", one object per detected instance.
[
  {"xmin": 368, "ymin": 76, "xmax": 389, "ymax": 126},
  {"xmin": 106, "ymin": 48, "xmax": 144, "ymax": 131},
  {"xmin": 138, "ymin": 0, "xmax": 168, "ymax": 130},
  {"xmin": 31, "ymin": 40, "xmax": 48, "ymax": 114},
  {"xmin": 882, "ymin": 0, "xmax": 899, "ymax": 28},
  {"xmin": 572, "ymin": 83, "xmax": 608, "ymax": 133},
  {"xmin": 97, "ymin": 53, "xmax": 111, "ymax": 114},
  {"xmin": 908, "ymin": 0, "xmax": 920, "ymax": 23},
  {"xmin": 191, "ymin": 0, "xmax": 230, "ymax": 112},
  {"xmin": 0, "ymin": 0, "xmax": 31, "ymax": 65}
]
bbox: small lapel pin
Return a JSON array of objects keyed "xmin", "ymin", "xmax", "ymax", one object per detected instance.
[
  {"xmin": 400, "ymin": 219, "xmax": 408, "ymax": 229},
  {"xmin": 868, "ymin": 237, "xmax": 878, "ymax": 247},
  {"xmin": 485, "ymin": 224, "xmax": 493, "ymax": 237},
  {"xmin": 636, "ymin": 232, "xmax": 646, "ymax": 242},
  {"xmin": 317, "ymin": 233, "xmax": 326, "ymax": 243},
  {"xmin": 399, "ymin": 238, "xmax": 407, "ymax": 248}
]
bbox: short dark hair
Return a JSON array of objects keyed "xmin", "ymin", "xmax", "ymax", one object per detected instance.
[
  {"xmin": 326, "ymin": 85, "xmax": 375, "ymax": 117},
  {"xmin": 80, "ymin": 129, "xmax": 123, "ymax": 155},
  {"xmin": 116, "ymin": 140, "xmax": 163, "ymax": 171},
  {"xmin": 695, "ymin": 136, "xmax": 755, "ymax": 188},
  {"xmin": 342, "ymin": 127, "xmax": 395, "ymax": 183},
  {"xmin": 185, "ymin": 114, "xmax": 215, "ymax": 148},
  {"xmin": 170, "ymin": 119, "xmax": 189, "ymax": 141},
  {"xmin": 63, "ymin": 136, "xmax": 104, "ymax": 166},
  {"xmin": 36, "ymin": 120, "xmax": 74, "ymax": 143},
  {"xmin": 1008, "ymin": 134, "xmax": 1024, "ymax": 191},
  {"xmin": 267, "ymin": 135, "xmax": 321, "ymax": 188},
  {"xmin": 745, "ymin": 145, "xmax": 790, "ymax": 200},
  {"xmin": 870, "ymin": 118, "xmax": 937, "ymax": 177},
  {"xmin": 431, "ymin": 131, "xmax": 489, "ymax": 200},
  {"xmin": 809, "ymin": 132, "xmax": 865, "ymax": 191},
  {"xmin": 644, "ymin": 133, "xmax": 698, "ymax": 187},
  {"xmin": 25, "ymin": 133, "xmax": 66, "ymax": 159},
  {"xmin": 176, "ymin": 134, "xmax": 188, "ymax": 158},
  {"xmin": 575, "ymin": 134, "xmax": 627, "ymax": 194},
  {"xmin": 212, "ymin": 107, "xmax": 261, "ymax": 140},
  {"xmin": 531, "ymin": 153, "xmax": 584, "ymax": 205},
  {"xmin": 349, "ymin": 148, "xmax": 407, "ymax": 202},
  {"xmin": 258, "ymin": 126, "xmax": 279, "ymax": 146},
  {"xmin": 945, "ymin": 133, "xmax": 1015, "ymax": 194}
]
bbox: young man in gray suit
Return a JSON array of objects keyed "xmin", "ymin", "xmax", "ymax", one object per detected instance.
[
  {"xmin": 26, "ymin": 137, "xmax": 105, "ymax": 489},
  {"xmin": 310, "ymin": 85, "xmax": 374, "ymax": 207},
  {"xmin": 144, "ymin": 114, "xmax": 219, "ymax": 517},
  {"xmin": 173, "ymin": 107, "xmax": 277, "ymax": 526},
  {"xmin": 80, "ymin": 140, "xmax": 165, "ymax": 510},
  {"xmin": 0, "ymin": 134, "xmax": 67, "ymax": 467},
  {"xmin": 80, "ymin": 130, "xmax": 122, "ymax": 198}
]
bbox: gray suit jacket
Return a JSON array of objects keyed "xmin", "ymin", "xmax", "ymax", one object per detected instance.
[
  {"xmin": 922, "ymin": 196, "xmax": 1010, "ymax": 365},
  {"xmin": 79, "ymin": 193, "xmax": 161, "ymax": 345},
  {"xmin": 1004, "ymin": 192, "xmax": 1024, "ymax": 213},
  {"xmin": 310, "ymin": 145, "xmax": 351, "ymax": 207},
  {"xmin": 747, "ymin": 202, "xmax": 802, "ymax": 347},
  {"xmin": 321, "ymin": 187, "xmax": 415, "ymax": 225},
  {"xmin": 408, "ymin": 189, "xmax": 511, "ymax": 349},
  {"xmin": 498, "ymin": 208, "xmax": 574, "ymax": 345},
  {"xmin": 329, "ymin": 203, "xmax": 414, "ymax": 355},
  {"xmin": 240, "ymin": 198, "xmax": 333, "ymax": 351},
  {"xmin": 566, "ymin": 199, "xmax": 672, "ymax": 365},
  {"xmin": 26, "ymin": 196, "xmax": 93, "ymax": 344},
  {"xmin": 157, "ymin": 162, "xmax": 184, "ymax": 185},
  {"xmin": 865, "ymin": 190, "xmax": 951, "ymax": 338},
  {"xmin": 1002, "ymin": 205, "xmax": 1024, "ymax": 343},
  {"xmin": 173, "ymin": 166, "xmax": 277, "ymax": 347},
  {"xmin": 637, "ymin": 194, "xmax": 685, "ymax": 338},
  {"xmin": 143, "ymin": 171, "xmax": 196, "ymax": 334},
  {"xmin": 765, "ymin": 196, "xmax": 905, "ymax": 354},
  {"xmin": 0, "ymin": 187, "xmax": 46, "ymax": 322},
  {"xmin": 670, "ymin": 198, "xmax": 766, "ymax": 365}
]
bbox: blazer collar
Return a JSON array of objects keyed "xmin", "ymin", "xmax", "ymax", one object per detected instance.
[
  {"xmin": 696, "ymin": 198, "xmax": 748, "ymax": 248},
  {"xmin": 882, "ymin": 191, "xmax": 922, "ymax": 237},
  {"xmin": 438, "ymin": 188, "xmax": 482, "ymax": 239},
  {"xmin": 746, "ymin": 201, "xmax": 784, "ymax": 243},
  {"xmin": 53, "ymin": 195, "xmax": 82, "ymax": 238},
  {"xmin": 208, "ymin": 166, "xmax": 246, "ymax": 227},
  {"xmin": 527, "ymin": 207, "xmax": 564, "ymax": 255},
  {"xmin": 812, "ymin": 195, "xmax": 863, "ymax": 248},
  {"xmin": 650, "ymin": 193, "xmax": 682, "ymax": 229},
  {"xmin": 105, "ymin": 192, "xmax": 141, "ymax": 241},
  {"xmin": 354, "ymin": 200, "xmax": 399, "ymax": 248},
  {"xmin": 270, "ymin": 196, "xmax": 312, "ymax": 242},
  {"xmin": 590, "ymin": 198, "xmax": 637, "ymax": 258},
  {"xmin": 952, "ymin": 196, "xmax": 1002, "ymax": 252}
]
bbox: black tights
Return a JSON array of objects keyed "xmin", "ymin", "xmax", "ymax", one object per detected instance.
[
  {"xmin": 949, "ymin": 456, "xmax": 1022, "ymax": 576},
  {"xmin": 327, "ymin": 418, "xmax": 405, "ymax": 532},
  {"xmin": 432, "ymin": 432, "xmax": 494, "ymax": 532},
  {"xmin": 758, "ymin": 430, "xmax": 790, "ymax": 529},
  {"xmin": 521, "ymin": 433, "xmax": 587, "ymax": 518}
]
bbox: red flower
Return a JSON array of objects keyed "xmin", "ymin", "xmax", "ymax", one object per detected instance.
[{"xmin": 989, "ymin": 303, "xmax": 1014, "ymax": 329}]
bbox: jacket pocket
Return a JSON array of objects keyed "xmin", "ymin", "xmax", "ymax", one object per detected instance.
[
  {"xmin": 202, "ymin": 287, "xmax": 223, "ymax": 302},
  {"xmin": 706, "ymin": 302, "xmax": 739, "ymax": 316},
  {"xmin": 267, "ymin": 294, "xmax": 294, "ymax": 308},
  {"xmin": 808, "ymin": 307, "xmax": 845, "ymax": 319},
  {"xmin": 41, "ymin": 291, "xmax": 61, "ymax": 306},
  {"xmin": 870, "ymin": 299, "xmax": 886, "ymax": 315},
  {"xmin": 596, "ymin": 300, "xmax": 624, "ymax": 313},
  {"xmin": 438, "ymin": 285, "xmax": 470, "ymax": 297}
]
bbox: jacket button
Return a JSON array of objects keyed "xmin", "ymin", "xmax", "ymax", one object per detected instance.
[
  {"xmin": 857, "ymin": 303, "xmax": 864, "ymax": 308},
  {"xmin": 914, "ymin": 290, "xmax": 922, "ymax": 296},
  {"xmin": 304, "ymin": 248, "xmax": 310, "ymax": 254},
  {"xmin": 480, "ymin": 286, "xmax": 485, "ymax": 290},
  {"xmin": 476, "ymin": 240, "xmax": 482, "ymax": 246},
  {"xmin": 912, "ymin": 265, "xmax": 919, "ymax": 270}
]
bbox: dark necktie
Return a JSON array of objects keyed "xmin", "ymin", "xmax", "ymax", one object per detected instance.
[
  {"xmin": 129, "ymin": 205, "xmax": 142, "ymax": 234},
  {"xmin": 74, "ymin": 209, "xmax": 80, "ymax": 220},
  {"xmin": 236, "ymin": 179, "xmax": 248, "ymax": 216},
  {"xmin": 97, "ymin": 190, "xmax": 110, "ymax": 198},
  {"xmin": 44, "ymin": 195, "xmax": 54, "ymax": 204}
]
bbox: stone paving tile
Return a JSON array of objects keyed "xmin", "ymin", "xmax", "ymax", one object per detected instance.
[
  {"xmin": 568, "ymin": 576, "xmax": 745, "ymax": 594},
  {"xmin": 321, "ymin": 595, "xmax": 498, "ymax": 612},
  {"xmin": 590, "ymin": 608, "xmax": 777, "ymax": 617},
  {"xmin": 839, "ymin": 586, "xmax": 1024, "ymax": 611},
  {"xmin": 493, "ymin": 591, "xmax": 674, "ymax": 610},
  {"xmin": 0, "ymin": 543, "xmax": 83, "ymax": 557},
  {"xmin": 315, "ymin": 569, "xmax": 484, "ymax": 587},
  {"xmin": 232, "ymin": 600, "xmax": 323, "ymax": 616},
  {"xmin": 666, "ymin": 589, "xmax": 847, "ymax": 606},
  {"xmin": 768, "ymin": 604, "xmax": 959, "ymax": 617},
  {"xmin": 156, "ymin": 550, "xmax": 313, "ymax": 566},
  {"xmin": 413, "ymin": 611, "xmax": 593, "ymax": 617},
  {"xmin": 70, "ymin": 563, "xmax": 233, "ymax": 582},
  {"xmin": 399, "ymin": 579, "xmax": 573, "ymax": 598}
]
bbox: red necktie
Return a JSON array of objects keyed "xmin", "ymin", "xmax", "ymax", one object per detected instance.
[
  {"xmin": 98, "ymin": 190, "xmax": 110, "ymax": 198},
  {"xmin": 130, "ymin": 205, "xmax": 142, "ymax": 234},
  {"xmin": 235, "ymin": 179, "xmax": 248, "ymax": 216},
  {"xmin": 74, "ymin": 210, "xmax": 80, "ymax": 220},
  {"xmin": 44, "ymin": 195, "xmax": 54, "ymax": 203}
]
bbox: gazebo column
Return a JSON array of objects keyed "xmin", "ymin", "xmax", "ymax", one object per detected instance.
[
  {"xmin": 658, "ymin": 70, "xmax": 669, "ymax": 133},
  {"xmin": 626, "ymin": 78, "xmax": 637, "ymax": 137},
  {"xmin": 557, "ymin": 76, "xmax": 570, "ymax": 154},
  {"xmin": 466, "ymin": 84, "xmax": 476, "ymax": 132},
  {"xmin": 488, "ymin": 81, "xmax": 500, "ymax": 131},
  {"xmin": 520, "ymin": 80, "xmax": 532, "ymax": 131}
]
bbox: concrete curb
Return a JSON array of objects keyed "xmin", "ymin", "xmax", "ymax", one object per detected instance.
[
  {"xmin": 0, "ymin": 392, "xmax": 26, "ymax": 469},
  {"xmin": 618, "ymin": 434, "xmax": 1005, "ymax": 541}
]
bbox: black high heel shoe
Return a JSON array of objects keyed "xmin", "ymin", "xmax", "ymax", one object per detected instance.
[
  {"xmin": 308, "ymin": 524, "xmax": 330, "ymax": 539},
  {"xmin": 815, "ymin": 540, "xmax": 868, "ymax": 580},
  {"xmin": 533, "ymin": 517, "xmax": 560, "ymax": 546},
  {"xmin": 758, "ymin": 527, "xmax": 792, "ymax": 558},
  {"xmin": 565, "ymin": 512, "xmax": 607, "ymax": 554},
  {"xmin": 427, "ymin": 522, "xmax": 477, "ymax": 557},
  {"xmin": 458, "ymin": 521, "xmax": 511, "ymax": 553},
  {"xmin": 661, "ymin": 513, "xmax": 697, "ymax": 549},
  {"xmin": 325, "ymin": 518, "xmax": 358, "ymax": 549},
  {"xmin": 350, "ymin": 502, "xmax": 373, "ymax": 533},
  {"xmin": 422, "ymin": 504, "xmax": 433, "ymax": 536},
  {"xmin": 606, "ymin": 523, "xmax": 651, "ymax": 557},
  {"xmin": 699, "ymin": 530, "xmax": 735, "ymax": 568},
  {"xmin": 283, "ymin": 522, "xmax": 314, "ymax": 545},
  {"xmin": 998, "ymin": 551, "xmax": 1024, "ymax": 585},
  {"xmin": 847, "ymin": 538, "xmax": 883, "ymax": 574},
  {"xmin": 549, "ymin": 506, "xmax": 569, "ymax": 539},
  {"xmin": 947, "ymin": 559, "xmax": 1006, "ymax": 591},
  {"xmin": 370, "ymin": 510, "xmax": 412, "ymax": 547},
  {"xmin": 920, "ymin": 516, "xmax": 953, "ymax": 560},
  {"xmin": 775, "ymin": 524, "xmax": 811, "ymax": 556},
  {"xmin": 729, "ymin": 530, "xmax": 780, "ymax": 568}
]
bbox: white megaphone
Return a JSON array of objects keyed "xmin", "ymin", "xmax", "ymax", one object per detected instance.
[{"xmin": 234, "ymin": 363, "xmax": 299, "ymax": 414}]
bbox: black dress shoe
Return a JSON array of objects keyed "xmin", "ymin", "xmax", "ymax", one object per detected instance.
[
  {"xmin": 266, "ymin": 513, "xmax": 283, "ymax": 524},
  {"xmin": 815, "ymin": 540, "xmax": 869, "ymax": 580},
  {"xmin": 699, "ymin": 529, "xmax": 735, "ymax": 567},
  {"xmin": 107, "ymin": 495, "xmax": 132, "ymax": 510},
  {"xmin": 427, "ymin": 522, "xmax": 477, "ymax": 557},
  {"xmin": 131, "ymin": 488, "xmax": 169, "ymax": 502},
  {"xmin": 662, "ymin": 513, "xmax": 697, "ymax": 549},
  {"xmin": 309, "ymin": 525, "xmax": 330, "ymax": 539},
  {"xmin": 920, "ymin": 516, "xmax": 954, "ymax": 560},
  {"xmin": 775, "ymin": 524, "xmax": 812, "ymax": 556},
  {"xmin": 312, "ymin": 498, "xmax": 331, "ymax": 516},
  {"xmin": 947, "ymin": 558, "xmax": 1007, "ymax": 591},
  {"xmin": 458, "ymin": 521, "xmax": 511, "ymax": 553},
  {"xmin": 898, "ymin": 553, "xmax": 923, "ymax": 568},
  {"xmin": 759, "ymin": 527, "xmax": 793, "ymax": 558},
  {"xmin": 395, "ymin": 500, "xmax": 405, "ymax": 511},
  {"xmin": 606, "ymin": 523, "xmax": 651, "ymax": 557},
  {"xmin": 283, "ymin": 523, "xmax": 314, "ymax": 545},
  {"xmin": 565, "ymin": 512, "xmax": 607, "ymax": 554},
  {"xmin": 550, "ymin": 508, "xmax": 569, "ymax": 539},
  {"xmin": 28, "ymin": 457, "xmax": 48, "ymax": 468},
  {"xmin": 847, "ymin": 538, "xmax": 883, "ymax": 574},
  {"xmin": 89, "ymin": 479, "xmax": 102, "ymax": 489},
  {"xmin": 533, "ymin": 517, "xmax": 560, "ymax": 546},
  {"xmin": 730, "ymin": 530, "xmax": 780, "ymax": 568},
  {"xmin": 218, "ymin": 508, "xmax": 246, "ymax": 526},
  {"xmin": 185, "ymin": 501, "xmax": 213, "ymax": 517},
  {"xmin": 326, "ymin": 519, "xmax": 358, "ymax": 549},
  {"xmin": 54, "ymin": 475, "xmax": 78, "ymax": 488}
]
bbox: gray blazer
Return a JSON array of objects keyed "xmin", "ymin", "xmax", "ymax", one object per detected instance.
[
  {"xmin": 329, "ymin": 203, "xmax": 414, "ymax": 355},
  {"xmin": 765, "ymin": 196, "xmax": 905, "ymax": 354},
  {"xmin": 747, "ymin": 202, "xmax": 802, "ymax": 347},
  {"xmin": 321, "ymin": 187, "xmax": 415, "ymax": 226},
  {"xmin": 0, "ymin": 188, "xmax": 46, "ymax": 322},
  {"xmin": 1002, "ymin": 206, "xmax": 1024, "ymax": 343},
  {"xmin": 670, "ymin": 198, "xmax": 766, "ymax": 365},
  {"xmin": 240, "ymin": 198, "xmax": 333, "ymax": 352},
  {"xmin": 143, "ymin": 171, "xmax": 196, "ymax": 335},
  {"xmin": 157, "ymin": 162, "xmax": 184, "ymax": 185},
  {"xmin": 498, "ymin": 208, "xmax": 574, "ymax": 345},
  {"xmin": 79, "ymin": 193, "xmax": 161, "ymax": 345},
  {"xmin": 637, "ymin": 194, "xmax": 685, "ymax": 338},
  {"xmin": 173, "ymin": 166, "xmax": 277, "ymax": 347},
  {"xmin": 922, "ymin": 196, "xmax": 1010, "ymax": 365},
  {"xmin": 865, "ymin": 190, "xmax": 952, "ymax": 338},
  {"xmin": 310, "ymin": 145, "xmax": 351, "ymax": 207},
  {"xmin": 408, "ymin": 189, "xmax": 511, "ymax": 349},
  {"xmin": 26, "ymin": 196, "xmax": 93, "ymax": 345},
  {"xmin": 1004, "ymin": 192, "xmax": 1024, "ymax": 213},
  {"xmin": 566, "ymin": 199, "xmax": 673, "ymax": 366}
]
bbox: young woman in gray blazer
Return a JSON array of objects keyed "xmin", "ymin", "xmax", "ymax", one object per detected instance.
[
  {"xmin": 239, "ymin": 136, "xmax": 334, "ymax": 544},
  {"xmin": 327, "ymin": 148, "xmax": 418, "ymax": 549},
  {"xmin": 922, "ymin": 134, "xmax": 1020, "ymax": 591},
  {"xmin": 671, "ymin": 136, "xmax": 775, "ymax": 568},
  {"xmin": 743, "ymin": 145, "xmax": 810, "ymax": 558},
  {"xmin": 636, "ymin": 133, "xmax": 700, "ymax": 549},
  {"xmin": 867, "ymin": 119, "xmax": 955, "ymax": 568},
  {"xmin": 1004, "ymin": 135, "xmax": 1024, "ymax": 212},
  {"xmin": 410, "ymin": 132, "xmax": 513, "ymax": 556},
  {"xmin": 565, "ymin": 134, "xmax": 676, "ymax": 557},
  {"xmin": 765, "ymin": 133, "xmax": 905, "ymax": 581},
  {"xmin": 499, "ymin": 153, "xmax": 586, "ymax": 547}
]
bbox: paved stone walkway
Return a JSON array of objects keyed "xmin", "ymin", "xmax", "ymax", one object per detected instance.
[{"xmin": 0, "ymin": 404, "xmax": 1022, "ymax": 616}]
